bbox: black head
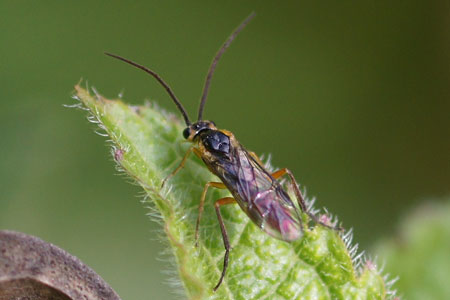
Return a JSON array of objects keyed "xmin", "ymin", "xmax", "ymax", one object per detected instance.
[{"xmin": 183, "ymin": 121, "xmax": 216, "ymax": 140}]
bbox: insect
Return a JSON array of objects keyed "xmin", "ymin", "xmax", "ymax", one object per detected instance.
[{"xmin": 105, "ymin": 12, "xmax": 339, "ymax": 291}]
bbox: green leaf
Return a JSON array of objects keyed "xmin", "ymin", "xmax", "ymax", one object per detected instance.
[
  {"xmin": 74, "ymin": 85, "xmax": 391, "ymax": 300},
  {"xmin": 376, "ymin": 200, "xmax": 450, "ymax": 300}
]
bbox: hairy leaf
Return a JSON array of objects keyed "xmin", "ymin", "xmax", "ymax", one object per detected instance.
[{"xmin": 74, "ymin": 85, "xmax": 390, "ymax": 300}]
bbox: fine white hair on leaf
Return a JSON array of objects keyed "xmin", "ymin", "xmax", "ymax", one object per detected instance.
[
  {"xmin": 348, "ymin": 243, "xmax": 359, "ymax": 260},
  {"xmin": 378, "ymin": 256, "xmax": 400, "ymax": 300},
  {"xmin": 321, "ymin": 208, "xmax": 339, "ymax": 227},
  {"xmin": 118, "ymin": 89, "xmax": 125, "ymax": 99},
  {"xmin": 91, "ymin": 86, "xmax": 102, "ymax": 101},
  {"xmin": 353, "ymin": 250, "xmax": 365, "ymax": 272},
  {"xmin": 261, "ymin": 153, "xmax": 273, "ymax": 172},
  {"xmin": 306, "ymin": 196, "xmax": 316, "ymax": 211},
  {"xmin": 365, "ymin": 255, "xmax": 377, "ymax": 271},
  {"xmin": 65, "ymin": 95, "xmax": 90, "ymax": 111},
  {"xmin": 71, "ymin": 94, "xmax": 81, "ymax": 101},
  {"xmin": 378, "ymin": 259, "xmax": 386, "ymax": 274},
  {"xmin": 385, "ymin": 275, "xmax": 400, "ymax": 299},
  {"xmin": 87, "ymin": 114, "xmax": 100, "ymax": 124},
  {"xmin": 63, "ymin": 103, "xmax": 82, "ymax": 109},
  {"xmin": 341, "ymin": 228, "xmax": 354, "ymax": 249},
  {"xmin": 94, "ymin": 130, "xmax": 109, "ymax": 137}
]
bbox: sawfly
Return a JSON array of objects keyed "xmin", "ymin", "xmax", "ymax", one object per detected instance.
[{"xmin": 105, "ymin": 12, "xmax": 339, "ymax": 291}]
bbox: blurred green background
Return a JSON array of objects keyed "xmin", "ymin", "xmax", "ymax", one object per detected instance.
[{"xmin": 1, "ymin": 1, "xmax": 448, "ymax": 299}]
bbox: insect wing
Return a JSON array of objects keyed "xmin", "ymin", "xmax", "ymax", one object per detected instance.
[{"xmin": 229, "ymin": 147, "xmax": 303, "ymax": 241}]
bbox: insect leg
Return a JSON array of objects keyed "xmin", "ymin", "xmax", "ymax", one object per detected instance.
[
  {"xmin": 213, "ymin": 197, "xmax": 236, "ymax": 292},
  {"xmin": 195, "ymin": 181, "xmax": 226, "ymax": 246},
  {"xmin": 161, "ymin": 146, "xmax": 196, "ymax": 187},
  {"xmin": 271, "ymin": 168, "xmax": 342, "ymax": 231}
]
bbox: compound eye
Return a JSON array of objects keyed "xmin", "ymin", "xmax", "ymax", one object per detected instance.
[{"xmin": 182, "ymin": 127, "xmax": 190, "ymax": 139}]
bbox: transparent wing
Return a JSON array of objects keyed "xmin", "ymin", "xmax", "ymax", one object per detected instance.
[{"xmin": 224, "ymin": 146, "xmax": 302, "ymax": 241}]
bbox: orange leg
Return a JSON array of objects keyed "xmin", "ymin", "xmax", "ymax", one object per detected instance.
[
  {"xmin": 193, "ymin": 147, "xmax": 202, "ymax": 158},
  {"xmin": 195, "ymin": 181, "xmax": 226, "ymax": 246},
  {"xmin": 213, "ymin": 197, "xmax": 236, "ymax": 292},
  {"xmin": 161, "ymin": 146, "xmax": 197, "ymax": 187},
  {"xmin": 271, "ymin": 168, "xmax": 342, "ymax": 231}
]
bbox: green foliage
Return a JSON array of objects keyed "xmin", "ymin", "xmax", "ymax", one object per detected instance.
[
  {"xmin": 377, "ymin": 200, "xmax": 450, "ymax": 299},
  {"xmin": 75, "ymin": 85, "xmax": 389, "ymax": 300}
]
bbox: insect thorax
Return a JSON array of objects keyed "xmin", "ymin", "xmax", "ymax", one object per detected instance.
[{"xmin": 198, "ymin": 129, "xmax": 231, "ymax": 155}]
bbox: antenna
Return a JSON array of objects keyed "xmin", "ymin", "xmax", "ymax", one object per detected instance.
[
  {"xmin": 197, "ymin": 12, "xmax": 256, "ymax": 121},
  {"xmin": 105, "ymin": 52, "xmax": 191, "ymax": 126}
]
